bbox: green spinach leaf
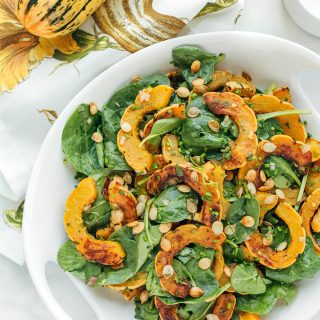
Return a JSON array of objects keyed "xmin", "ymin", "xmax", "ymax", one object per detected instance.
[
  {"xmin": 178, "ymin": 301, "xmax": 215, "ymax": 320},
  {"xmin": 266, "ymin": 237, "xmax": 320, "ymax": 283},
  {"xmin": 135, "ymin": 298, "xmax": 159, "ymax": 320},
  {"xmin": 153, "ymin": 186, "xmax": 198, "ymax": 223},
  {"xmin": 62, "ymin": 104, "xmax": 103, "ymax": 175},
  {"xmin": 235, "ymin": 283, "xmax": 297, "ymax": 315},
  {"xmin": 172, "ymin": 46, "xmax": 224, "ymax": 85},
  {"xmin": 223, "ymin": 181, "xmax": 238, "ymax": 202},
  {"xmin": 226, "ymin": 196, "xmax": 260, "ymax": 244},
  {"xmin": 140, "ymin": 118, "xmax": 182, "ymax": 147},
  {"xmin": 231, "ymin": 263, "xmax": 266, "ymax": 295},
  {"xmin": 181, "ymin": 96, "xmax": 229, "ymax": 155},
  {"xmin": 102, "ymin": 73, "xmax": 170, "ymax": 169},
  {"xmin": 263, "ymin": 155, "xmax": 301, "ymax": 188}
]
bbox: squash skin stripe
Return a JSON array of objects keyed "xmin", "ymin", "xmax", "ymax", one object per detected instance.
[
  {"xmin": 64, "ymin": 177, "xmax": 126, "ymax": 265},
  {"xmin": 245, "ymin": 202, "xmax": 305, "ymax": 269},
  {"xmin": 155, "ymin": 224, "xmax": 225, "ymax": 298}
]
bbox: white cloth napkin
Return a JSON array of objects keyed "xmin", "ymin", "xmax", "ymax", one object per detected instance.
[{"xmin": 0, "ymin": 1, "xmax": 244, "ymax": 264}]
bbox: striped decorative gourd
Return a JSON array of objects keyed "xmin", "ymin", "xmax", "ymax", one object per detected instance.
[{"xmin": 15, "ymin": 0, "xmax": 106, "ymax": 38}]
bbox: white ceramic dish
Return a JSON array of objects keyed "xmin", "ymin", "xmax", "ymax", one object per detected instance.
[{"xmin": 23, "ymin": 32, "xmax": 320, "ymax": 320}]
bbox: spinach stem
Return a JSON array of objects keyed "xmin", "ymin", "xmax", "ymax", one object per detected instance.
[
  {"xmin": 294, "ymin": 168, "xmax": 309, "ymax": 211},
  {"xmin": 144, "ymin": 199, "xmax": 155, "ymax": 247},
  {"xmin": 257, "ymin": 109, "xmax": 311, "ymax": 122}
]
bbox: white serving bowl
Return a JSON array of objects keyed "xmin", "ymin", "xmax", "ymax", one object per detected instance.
[{"xmin": 23, "ymin": 32, "xmax": 320, "ymax": 320}]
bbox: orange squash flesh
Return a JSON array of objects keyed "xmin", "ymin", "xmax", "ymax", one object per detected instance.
[
  {"xmin": 64, "ymin": 177, "xmax": 126, "ymax": 265},
  {"xmin": 255, "ymin": 191, "xmax": 278, "ymax": 219},
  {"xmin": 301, "ymin": 188, "xmax": 320, "ymax": 255},
  {"xmin": 204, "ymin": 92, "xmax": 258, "ymax": 170},
  {"xmin": 117, "ymin": 85, "xmax": 174, "ymax": 173},
  {"xmin": 306, "ymin": 160, "xmax": 320, "ymax": 195},
  {"xmin": 240, "ymin": 312, "xmax": 261, "ymax": 320},
  {"xmin": 147, "ymin": 164, "xmax": 221, "ymax": 226},
  {"xmin": 107, "ymin": 180, "xmax": 137, "ymax": 225},
  {"xmin": 155, "ymin": 224, "xmax": 225, "ymax": 298},
  {"xmin": 108, "ymin": 272, "xmax": 146, "ymax": 291},
  {"xmin": 211, "ymin": 293, "xmax": 236, "ymax": 320},
  {"xmin": 245, "ymin": 202, "xmax": 305, "ymax": 269},
  {"xmin": 251, "ymin": 94, "xmax": 306, "ymax": 142},
  {"xmin": 162, "ymin": 134, "xmax": 188, "ymax": 165}
]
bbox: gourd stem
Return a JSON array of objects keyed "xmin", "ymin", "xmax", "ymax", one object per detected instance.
[{"xmin": 294, "ymin": 168, "xmax": 309, "ymax": 211}]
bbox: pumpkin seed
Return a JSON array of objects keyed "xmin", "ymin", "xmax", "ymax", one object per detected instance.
[
  {"xmin": 137, "ymin": 194, "xmax": 148, "ymax": 203},
  {"xmin": 189, "ymin": 286, "xmax": 204, "ymax": 297},
  {"xmin": 113, "ymin": 175, "xmax": 125, "ymax": 185},
  {"xmin": 177, "ymin": 184, "xmax": 191, "ymax": 193},
  {"xmin": 188, "ymin": 107, "xmax": 201, "ymax": 118},
  {"xmin": 224, "ymin": 224, "xmax": 236, "ymax": 236},
  {"xmin": 140, "ymin": 290, "xmax": 150, "ymax": 304},
  {"xmin": 121, "ymin": 121, "xmax": 132, "ymax": 133},
  {"xmin": 83, "ymin": 204, "xmax": 91, "ymax": 212},
  {"xmin": 111, "ymin": 209, "xmax": 124, "ymax": 225},
  {"xmin": 262, "ymin": 142, "xmax": 277, "ymax": 153},
  {"xmin": 159, "ymin": 223, "xmax": 172, "ymax": 233},
  {"xmin": 275, "ymin": 188, "xmax": 285, "ymax": 200},
  {"xmin": 91, "ymin": 132, "xmax": 103, "ymax": 143},
  {"xmin": 206, "ymin": 315, "xmax": 219, "ymax": 320},
  {"xmin": 136, "ymin": 202, "xmax": 146, "ymax": 216},
  {"xmin": 264, "ymin": 194, "xmax": 278, "ymax": 205},
  {"xmin": 190, "ymin": 170, "xmax": 199, "ymax": 182},
  {"xmin": 191, "ymin": 60, "xmax": 201, "ymax": 73},
  {"xmin": 212, "ymin": 221, "xmax": 223, "ymax": 236},
  {"xmin": 163, "ymin": 265, "xmax": 174, "ymax": 278},
  {"xmin": 149, "ymin": 206, "xmax": 158, "ymax": 220},
  {"xmin": 276, "ymin": 241, "xmax": 287, "ymax": 251},
  {"xmin": 247, "ymin": 182, "xmax": 257, "ymax": 195},
  {"xmin": 263, "ymin": 233, "xmax": 273, "ymax": 246},
  {"xmin": 89, "ymin": 103, "xmax": 98, "ymax": 115},
  {"xmin": 192, "ymin": 78, "xmax": 205, "ymax": 87},
  {"xmin": 187, "ymin": 199, "xmax": 197, "ymax": 214},
  {"xmin": 260, "ymin": 170, "xmax": 267, "ymax": 182},
  {"xmin": 223, "ymin": 265, "xmax": 233, "ymax": 278},
  {"xmin": 123, "ymin": 172, "xmax": 132, "ymax": 184},
  {"xmin": 198, "ymin": 258, "xmax": 211, "ymax": 270},
  {"xmin": 132, "ymin": 222, "xmax": 145, "ymax": 234},
  {"xmin": 127, "ymin": 220, "xmax": 139, "ymax": 228},
  {"xmin": 176, "ymin": 86, "xmax": 190, "ymax": 98},
  {"xmin": 245, "ymin": 169, "xmax": 257, "ymax": 182},
  {"xmin": 208, "ymin": 119, "xmax": 220, "ymax": 133},
  {"xmin": 241, "ymin": 215, "xmax": 255, "ymax": 228},
  {"xmin": 160, "ymin": 238, "xmax": 172, "ymax": 252}
]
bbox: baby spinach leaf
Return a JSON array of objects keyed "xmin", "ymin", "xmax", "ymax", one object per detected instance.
[
  {"xmin": 263, "ymin": 155, "xmax": 301, "ymax": 188},
  {"xmin": 172, "ymin": 46, "xmax": 224, "ymax": 85},
  {"xmin": 223, "ymin": 181, "xmax": 238, "ymax": 202},
  {"xmin": 226, "ymin": 196, "xmax": 260, "ymax": 244},
  {"xmin": 62, "ymin": 104, "xmax": 103, "ymax": 175},
  {"xmin": 140, "ymin": 118, "xmax": 182, "ymax": 147},
  {"xmin": 235, "ymin": 283, "xmax": 297, "ymax": 315},
  {"xmin": 223, "ymin": 242, "xmax": 247, "ymax": 265},
  {"xmin": 231, "ymin": 263, "xmax": 266, "ymax": 295},
  {"xmin": 57, "ymin": 240, "xmax": 87, "ymax": 272},
  {"xmin": 181, "ymin": 96, "xmax": 229, "ymax": 155},
  {"xmin": 266, "ymin": 237, "xmax": 320, "ymax": 283},
  {"xmin": 178, "ymin": 301, "xmax": 215, "ymax": 320},
  {"xmin": 96, "ymin": 225, "xmax": 162, "ymax": 286},
  {"xmin": 134, "ymin": 298, "xmax": 159, "ymax": 320},
  {"xmin": 257, "ymin": 118, "xmax": 283, "ymax": 141},
  {"xmin": 102, "ymin": 73, "xmax": 170, "ymax": 169},
  {"xmin": 153, "ymin": 186, "xmax": 198, "ymax": 223},
  {"xmin": 83, "ymin": 171, "xmax": 111, "ymax": 232}
]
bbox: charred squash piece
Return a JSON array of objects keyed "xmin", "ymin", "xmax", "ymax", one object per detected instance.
[
  {"xmin": 162, "ymin": 134, "xmax": 188, "ymax": 165},
  {"xmin": 64, "ymin": 177, "xmax": 125, "ymax": 265},
  {"xmin": 301, "ymin": 188, "xmax": 320, "ymax": 255},
  {"xmin": 147, "ymin": 164, "xmax": 222, "ymax": 226},
  {"xmin": 117, "ymin": 85, "xmax": 174, "ymax": 173},
  {"xmin": 155, "ymin": 224, "xmax": 225, "ymax": 298},
  {"xmin": 204, "ymin": 92, "xmax": 258, "ymax": 170},
  {"xmin": 240, "ymin": 312, "xmax": 261, "ymax": 320},
  {"xmin": 245, "ymin": 203, "xmax": 305, "ymax": 269},
  {"xmin": 251, "ymin": 94, "xmax": 306, "ymax": 142},
  {"xmin": 154, "ymin": 297, "xmax": 179, "ymax": 320},
  {"xmin": 225, "ymin": 76, "xmax": 256, "ymax": 98},
  {"xmin": 107, "ymin": 180, "xmax": 137, "ymax": 225},
  {"xmin": 238, "ymin": 135, "xmax": 312, "ymax": 186},
  {"xmin": 202, "ymin": 161, "xmax": 231, "ymax": 219},
  {"xmin": 272, "ymin": 87, "xmax": 292, "ymax": 103},
  {"xmin": 211, "ymin": 293, "xmax": 236, "ymax": 320}
]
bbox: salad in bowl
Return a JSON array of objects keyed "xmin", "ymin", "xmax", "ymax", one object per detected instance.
[{"xmin": 57, "ymin": 45, "xmax": 320, "ymax": 320}]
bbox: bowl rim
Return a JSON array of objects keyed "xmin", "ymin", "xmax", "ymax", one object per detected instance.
[{"xmin": 23, "ymin": 31, "xmax": 320, "ymax": 320}]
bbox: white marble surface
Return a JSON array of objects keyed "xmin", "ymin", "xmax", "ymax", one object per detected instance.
[{"xmin": 1, "ymin": 0, "xmax": 320, "ymax": 319}]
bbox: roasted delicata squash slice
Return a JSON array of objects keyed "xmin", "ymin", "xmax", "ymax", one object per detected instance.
[
  {"xmin": 301, "ymin": 188, "xmax": 320, "ymax": 255},
  {"xmin": 306, "ymin": 160, "xmax": 320, "ymax": 195},
  {"xmin": 143, "ymin": 103, "xmax": 186, "ymax": 138},
  {"xmin": 306, "ymin": 138, "xmax": 320, "ymax": 162},
  {"xmin": 106, "ymin": 180, "xmax": 137, "ymax": 225},
  {"xmin": 162, "ymin": 134, "xmax": 188, "ymax": 165},
  {"xmin": 207, "ymin": 70, "xmax": 232, "ymax": 91},
  {"xmin": 210, "ymin": 293, "xmax": 236, "ymax": 320},
  {"xmin": 108, "ymin": 272, "xmax": 147, "ymax": 291},
  {"xmin": 213, "ymin": 246, "xmax": 225, "ymax": 281},
  {"xmin": 225, "ymin": 76, "xmax": 256, "ymax": 98},
  {"xmin": 147, "ymin": 164, "xmax": 222, "ymax": 226},
  {"xmin": 251, "ymin": 94, "xmax": 306, "ymax": 142},
  {"xmin": 202, "ymin": 161, "xmax": 231, "ymax": 218},
  {"xmin": 64, "ymin": 177, "xmax": 125, "ymax": 265},
  {"xmin": 238, "ymin": 134, "xmax": 312, "ymax": 185},
  {"xmin": 204, "ymin": 92, "xmax": 258, "ymax": 170},
  {"xmin": 272, "ymin": 86, "xmax": 292, "ymax": 103},
  {"xmin": 121, "ymin": 287, "xmax": 145, "ymax": 302},
  {"xmin": 155, "ymin": 296, "xmax": 179, "ymax": 320},
  {"xmin": 117, "ymin": 85, "xmax": 174, "ymax": 173},
  {"xmin": 240, "ymin": 312, "xmax": 261, "ymax": 320},
  {"xmin": 255, "ymin": 191, "xmax": 278, "ymax": 219},
  {"xmin": 245, "ymin": 202, "xmax": 306, "ymax": 269},
  {"xmin": 155, "ymin": 224, "xmax": 226, "ymax": 298}
]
